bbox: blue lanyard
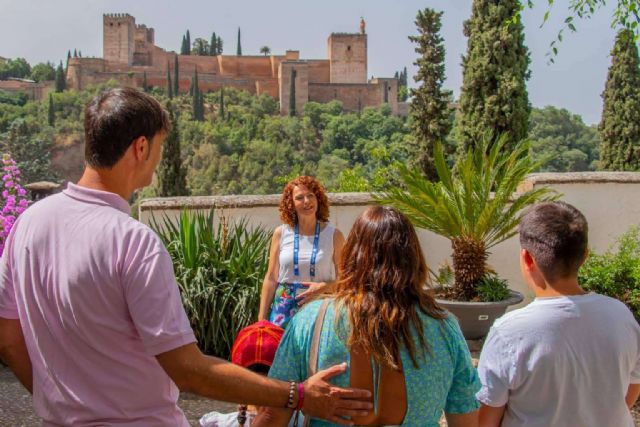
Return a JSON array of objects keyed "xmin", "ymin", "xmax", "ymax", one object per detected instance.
[{"xmin": 293, "ymin": 221, "xmax": 321, "ymax": 278}]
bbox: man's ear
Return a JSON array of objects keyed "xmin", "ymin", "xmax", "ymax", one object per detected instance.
[
  {"xmin": 521, "ymin": 248, "xmax": 535, "ymax": 271},
  {"xmin": 131, "ymin": 136, "xmax": 148, "ymax": 161}
]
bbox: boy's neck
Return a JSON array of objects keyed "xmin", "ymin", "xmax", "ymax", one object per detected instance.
[{"xmin": 532, "ymin": 276, "xmax": 587, "ymax": 298}]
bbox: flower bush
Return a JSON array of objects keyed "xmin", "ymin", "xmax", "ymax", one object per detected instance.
[{"xmin": 0, "ymin": 154, "xmax": 29, "ymax": 254}]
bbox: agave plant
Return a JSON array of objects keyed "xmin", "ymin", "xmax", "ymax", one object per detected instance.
[
  {"xmin": 151, "ymin": 209, "xmax": 271, "ymax": 358},
  {"xmin": 380, "ymin": 135, "xmax": 558, "ymax": 301}
]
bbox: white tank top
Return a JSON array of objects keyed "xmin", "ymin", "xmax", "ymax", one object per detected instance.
[{"xmin": 277, "ymin": 223, "xmax": 336, "ymax": 283}]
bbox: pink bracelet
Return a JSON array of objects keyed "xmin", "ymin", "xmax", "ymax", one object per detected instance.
[{"xmin": 296, "ymin": 382, "xmax": 305, "ymax": 411}]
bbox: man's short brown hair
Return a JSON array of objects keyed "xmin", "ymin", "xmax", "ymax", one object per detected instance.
[{"xmin": 519, "ymin": 202, "xmax": 588, "ymax": 281}]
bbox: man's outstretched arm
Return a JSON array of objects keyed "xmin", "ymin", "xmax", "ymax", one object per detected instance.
[
  {"xmin": 156, "ymin": 343, "xmax": 372, "ymax": 425},
  {"xmin": 0, "ymin": 318, "xmax": 32, "ymax": 393}
]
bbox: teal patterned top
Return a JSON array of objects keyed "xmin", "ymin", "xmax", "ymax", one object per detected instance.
[{"xmin": 268, "ymin": 299, "xmax": 480, "ymax": 427}]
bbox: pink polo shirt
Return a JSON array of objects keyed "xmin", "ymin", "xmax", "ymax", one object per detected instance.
[{"xmin": 0, "ymin": 183, "xmax": 196, "ymax": 426}]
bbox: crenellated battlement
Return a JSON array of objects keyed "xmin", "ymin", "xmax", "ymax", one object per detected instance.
[{"xmin": 103, "ymin": 13, "xmax": 134, "ymax": 20}]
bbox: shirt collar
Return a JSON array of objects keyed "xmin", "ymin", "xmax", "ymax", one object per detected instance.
[{"xmin": 63, "ymin": 182, "xmax": 131, "ymax": 215}]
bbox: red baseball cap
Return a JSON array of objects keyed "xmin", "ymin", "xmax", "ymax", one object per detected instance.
[{"xmin": 231, "ymin": 320, "xmax": 284, "ymax": 368}]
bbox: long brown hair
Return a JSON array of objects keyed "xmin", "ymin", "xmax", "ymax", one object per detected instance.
[{"xmin": 334, "ymin": 206, "xmax": 446, "ymax": 370}]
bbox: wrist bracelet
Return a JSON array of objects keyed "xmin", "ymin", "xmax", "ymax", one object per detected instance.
[
  {"xmin": 296, "ymin": 382, "xmax": 305, "ymax": 411},
  {"xmin": 286, "ymin": 381, "xmax": 297, "ymax": 409}
]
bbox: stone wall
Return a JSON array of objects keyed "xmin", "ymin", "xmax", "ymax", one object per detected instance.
[
  {"xmin": 139, "ymin": 172, "xmax": 640, "ymax": 306},
  {"xmin": 309, "ymin": 79, "xmax": 398, "ymax": 114},
  {"xmin": 0, "ymin": 79, "xmax": 52, "ymax": 101},
  {"xmin": 279, "ymin": 61, "xmax": 309, "ymax": 116}
]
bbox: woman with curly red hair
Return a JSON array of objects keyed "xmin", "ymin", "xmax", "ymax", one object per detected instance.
[{"xmin": 258, "ymin": 176, "xmax": 345, "ymax": 329}]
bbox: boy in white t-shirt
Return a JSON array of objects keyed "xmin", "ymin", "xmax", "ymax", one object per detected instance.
[{"xmin": 477, "ymin": 201, "xmax": 640, "ymax": 427}]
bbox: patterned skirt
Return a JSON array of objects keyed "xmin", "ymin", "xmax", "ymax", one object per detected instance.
[{"xmin": 269, "ymin": 282, "xmax": 305, "ymax": 329}]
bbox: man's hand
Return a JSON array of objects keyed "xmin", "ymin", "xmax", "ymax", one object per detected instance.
[
  {"xmin": 303, "ymin": 363, "xmax": 372, "ymax": 425},
  {"xmin": 296, "ymin": 281, "xmax": 326, "ymax": 306}
]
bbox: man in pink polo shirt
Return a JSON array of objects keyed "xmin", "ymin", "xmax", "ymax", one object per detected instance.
[{"xmin": 0, "ymin": 88, "xmax": 371, "ymax": 426}]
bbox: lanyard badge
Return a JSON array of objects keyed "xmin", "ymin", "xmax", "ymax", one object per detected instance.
[{"xmin": 293, "ymin": 221, "xmax": 321, "ymax": 278}]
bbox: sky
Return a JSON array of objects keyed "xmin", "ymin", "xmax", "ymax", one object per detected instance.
[{"xmin": 0, "ymin": 0, "xmax": 624, "ymax": 124}]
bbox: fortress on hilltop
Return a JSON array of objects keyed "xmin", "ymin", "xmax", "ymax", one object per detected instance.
[{"xmin": 66, "ymin": 14, "xmax": 400, "ymax": 115}]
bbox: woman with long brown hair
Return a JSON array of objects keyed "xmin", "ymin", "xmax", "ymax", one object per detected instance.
[{"xmin": 254, "ymin": 206, "xmax": 480, "ymax": 427}]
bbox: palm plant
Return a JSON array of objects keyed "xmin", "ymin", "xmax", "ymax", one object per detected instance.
[
  {"xmin": 380, "ymin": 135, "xmax": 558, "ymax": 300},
  {"xmin": 151, "ymin": 209, "xmax": 271, "ymax": 357},
  {"xmin": 260, "ymin": 46, "xmax": 271, "ymax": 56}
]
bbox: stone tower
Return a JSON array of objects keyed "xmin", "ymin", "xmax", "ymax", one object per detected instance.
[
  {"xmin": 103, "ymin": 13, "xmax": 136, "ymax": 65},
  {"xmin": 327, "ymin": 33, "xmax": 367, "ymax": 84}
]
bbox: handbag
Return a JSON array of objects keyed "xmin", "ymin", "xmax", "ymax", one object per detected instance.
[{"xmin": 296, "ymin": 298, "xmax": 330, "ymax": 427}]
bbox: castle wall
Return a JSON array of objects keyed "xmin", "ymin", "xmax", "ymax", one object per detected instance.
[
  {"xmin": 218, "ymin": 56, "xmax": 273, "ymax": 78},
  {"xmin": 328, "ymin": 33, "xmax": 367, "ymax": 84},
  {"xmin": 306, "ymin": 60, "xmax": 330, "ymax": 83},
  {"xmin": 0, "ymin": 80, "xmax": 52, "ymax": 101},
  {"xmin": 308, "ymin": 78, "xmax": 397, "ymax": 114},
  {"xmin": 103, "ymin": 14, "xmax": 135, "ymax": 65}
]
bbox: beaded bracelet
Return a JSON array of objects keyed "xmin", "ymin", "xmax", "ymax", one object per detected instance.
[
  {"xmin": 296, "ymin": 382, "xmax": 305, "ymax": 411},
  {"xmin": 286, "ymin": 381, "xmax": 297, "ymax": 409}
]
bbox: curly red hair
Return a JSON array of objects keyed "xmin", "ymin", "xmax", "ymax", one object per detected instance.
[{"xmin": 279, "ymin": 176, "xmax": 330, "ymax": 227}]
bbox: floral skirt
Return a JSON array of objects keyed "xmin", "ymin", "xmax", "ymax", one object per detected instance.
[{"xmin": 269, "ymin": 282, "xmax": 304, "ymax": 329}]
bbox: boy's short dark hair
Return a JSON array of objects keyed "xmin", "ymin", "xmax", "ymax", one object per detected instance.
[
  {"xmin": 84, "ymin": 87, "xmax": 169, "ymax": 168},
  {"xmin": 519, "ymin": 202, "xmax": 588, "ymax": 281}
]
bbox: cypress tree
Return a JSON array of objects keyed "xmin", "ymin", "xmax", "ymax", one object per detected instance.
[
  {"xmin": 158, "ymin": 102, "xmax": 188, "ymax": 197},
  {"xmin": 173, "ymin": 55, "xmax": 179, "ymax": 95},
  {"xmin": 219, "ymin": 86, "xmax": 225, "ymax": 120},
  {"xmin": 73, "ymin": 49, "xmax": 78, "ymax": 58},
  {"xmin": 217, "ymin": 37, "xmax": 224, "ymax": 55},
  {"xmin": 48, "ymin": 94, "xmax": 55, "ymax": 126},
  {"xmin": 54, "ymin": 61, "xmax": 65, "ymax": 92},
  {"xmin": 289, "ymin": 69, "xmax": 297, "ymax": 116},
  {"xmin": 78, "ymin": 50, "xmax": 82, "ymax": 57},
  {"xmin": 166, "ymin": 64, "xmax": 173, "ymax": 99},
  {"xmin": 142, "ymin": 71, "xmax": 148, "ymax": 92},
  {"xmin": 458, "ymin": 0, "xmax": 531, "ymax": 152},
  {"xmin": 599, "ymin": 29, "xmax": 640, "ymax": 171},
  {"xmin": 192, "ymin": 70, "xmax": 204, "ymax": 121},
  {"xmin": 210, "ymin": 32, "xmax": 217, "ymax": 55},
  {"xmin": 237, "ymin": 28, "xmax": 242, "ymax": 56},
  {"xmin": 186, "ymin": 30, "xmax": 191, "ymax": 55},
  {"xmin": 180, "ymin": 35, "xmax": 187, "ymax": 55},
  {"xmin": 408, "ymin": 8, "xmax": 453, "ymax": 180},
  {"xmin": 66, "ymin": 50, "xmax": 71, "ymax": 70}
]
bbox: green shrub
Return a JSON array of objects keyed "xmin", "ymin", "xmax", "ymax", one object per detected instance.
[
  {"xmin": 476, "ymin": 274, "xmax": 510, "ymax": 302},
  {"xmin": 579, "ymin": 226, "xmax": 640, "ymax": 319},
  {"xmin": 152, "ymin": 209, "xmax": 271, "ymax": 358}
]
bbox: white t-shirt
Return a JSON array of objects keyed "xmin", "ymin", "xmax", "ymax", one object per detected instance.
[{"xmin": 477, "ymin": 293, "xmax": 640, "ymax": 427}]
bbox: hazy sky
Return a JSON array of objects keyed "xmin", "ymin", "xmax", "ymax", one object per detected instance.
[{"xmin": 0, "ymin": 0, "xmax": 624, "ymax": 124}]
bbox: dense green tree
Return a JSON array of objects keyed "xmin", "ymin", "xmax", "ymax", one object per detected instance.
[
  {"xmin": 458, "ymin": 0, "xmax": 531, "ymax": 152},
  {"xmin": 192, "ymin": 38, "xmax": 210, "ymax": 56},
  {"xmin": 529, "ymin": 106, "xmax": 600, "ymax": 172},
  {"xmin": 47, "ymin": 94, "xmax": 55, "ymax": 126},
  {"xmin": 289, "ymin": 69, "xmax": 296, "ymax": 116},
  {"xmin": 0, "ymin": 119, "xmax": 54, "ymax": 183},
  {"xmin": 180, "ymin": 35, "xmax": 188, "ymax": 55},
  {"xmin": 0, "ymin": 58, "xmax": 31, "ymax": 80},
  {"xmin": 66, "ymin": 50, "xmax": 71, "ymax": 66},
  {"xmin": 30, "ymin": 62, "xmax": 55, "ymax": 82},
  {"xmin": 599, "ymin": 29, "xmax": 640, "ymax": 171},
  {"xmin": 54, "ymin": 61, "xmax": 65, "ymax": 92},
  {"xmin": 260, "ymin": 46, "xmax": 271, "ymax": 56},
  {"xmin": 186, "ymin": 30, "xmax": 191, "ymax": 55},
  {"xmin": 173, "ymin": 55, "xmax": 179, "ymax": 95},
  {"xmin": 73, "ymin": 49, "xmax": 78, "ymax": 58},
  {"xmin": 192, "ymin": 70, "xmax": 204, "ymax": 121},
  {"xmin": 219, "ymin": 86, "xmax": 225, "ymax": 119},
  {"xmin": 237, "ymin": 28, "xmax": 242, "ymax": 56},
  {"xmin": 217, "ymin": 37, "xmax": 224, "ymax": 55},
  {"xmin": 166, "ymin": 64, "xmax": 173, "ymax": 99},
  {"xmin": 408, "ymin": 8, "xmax": 453, "ymax": 180},
  {"xmin": 158, "ymin": 103, "xmax": 187, "ymax": 196},
  {"xmin": 210, "ymin": 32, "xmax": 218, "ymax": 55}
]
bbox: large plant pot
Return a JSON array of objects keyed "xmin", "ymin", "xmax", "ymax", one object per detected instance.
[{"xmin": 436, "ymin": 290, "xmax": 524, "ymax": 340}]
